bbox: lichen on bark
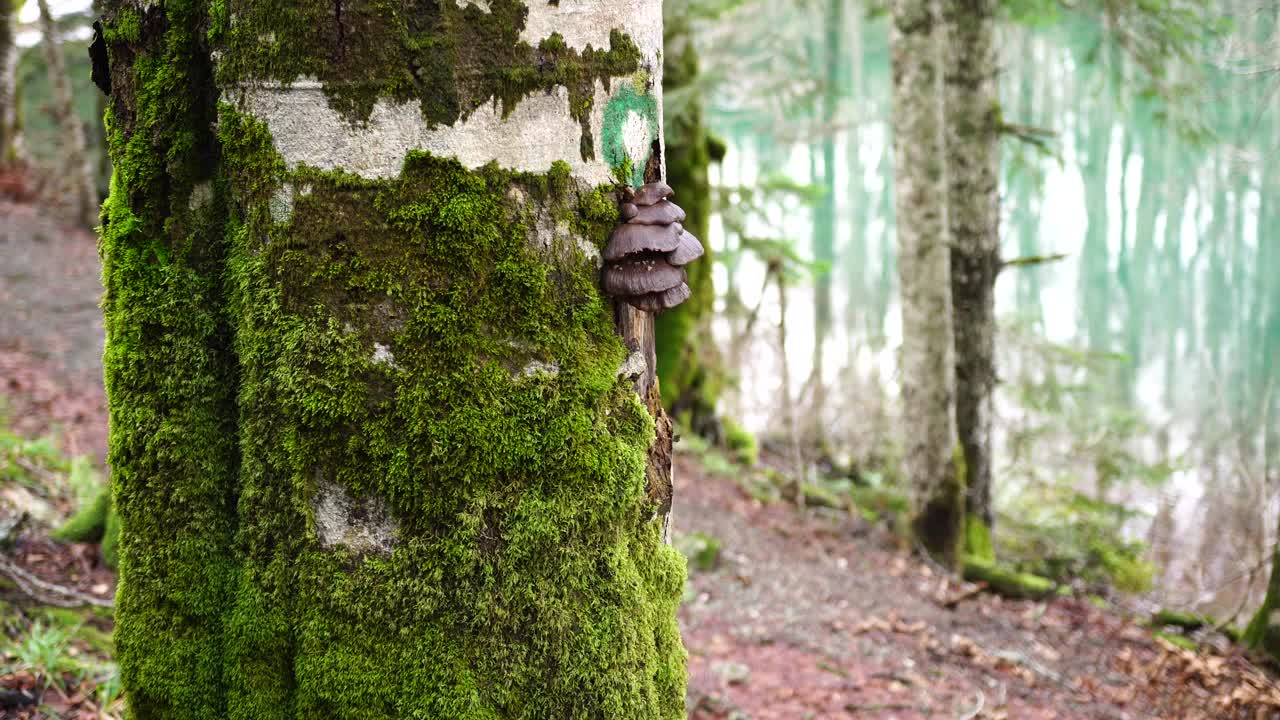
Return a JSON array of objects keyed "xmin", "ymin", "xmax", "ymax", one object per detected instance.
[{"xmin": 100, "ymin": 0, "xmax": 686, "ymax": 716}]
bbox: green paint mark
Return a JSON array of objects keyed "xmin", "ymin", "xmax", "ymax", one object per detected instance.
[{"xmin": 601, "ymin": 83, "xmax": 659, "ymax": 187}]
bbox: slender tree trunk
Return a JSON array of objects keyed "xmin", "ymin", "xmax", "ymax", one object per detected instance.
[
  {"xmin": 891, "ymin": 0, "xmax": 961, "ymax": 568},
  {"xmin": 943, "ymin": 0, "xmax": 998, "ymax": 553},
  {"xmin": 99, "ymin": 1, "xmax": 686, "ymax": 717},
  {"xmin": 0, "ymin": 0, "xmax": 19, "ymax": 165},
  {"xmin": 843, "ymin": 0, "xmax": 863, "ymax": 329},
  {"xmin": 36, "ymin": 0, "xmax": 98, "ymax": 225},
  {"xmin": 656, "ymin": 2, "xmax": 719, "ymax": 436}
]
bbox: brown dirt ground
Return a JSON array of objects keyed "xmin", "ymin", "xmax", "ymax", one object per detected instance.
[{"xmin": 3, "ymin": 198, "xmax": 1280, "ymax": 719}]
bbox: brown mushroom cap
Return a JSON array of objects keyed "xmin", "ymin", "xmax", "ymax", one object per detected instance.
[
  {"xmin": 630, "ymin": 200, "xmax": 686, "ymax": 226},
  {"xmin": 619, "ymin": 202, "xmax": 639, "ymax": 221},
  {"xmin": 601, "ymin": 258, "xmax": 686, "ymax": 296},
  {"xmin": 627, "ymin": 283, "xmax": 692, "ymax": 313},
  {"xmin": 604, "ymin": 222, "xmax": 683, "ymax": 261},
  {"xmin": 632, "ymin": 181, "xmax": 674, "ymax": 207},
  {"xmin": 666, "ymin": 231, "xmax": 704, "ymax": 267}
]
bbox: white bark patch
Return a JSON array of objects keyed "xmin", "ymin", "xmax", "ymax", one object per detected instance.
[
  {"xmin": 228, "ymin": 0, "xmax": 664, "ymax": 184},
  {"xmin": 313, "ymin": 480, "xmax": 399, "ymax": 556},
  {"xmin": 621, "ymin": 110, "xmax": 650, "ymax": 172},
  {"xmin": 235, "ymin": 81, "xmax": 620, "ymax": 183},
  {"xmin": 617, "ymin": 350, "xmax": 646, "ymax": 380},
  {"xmin": 189, "ymin": 181, "xmax": 212, "ymax": 211},
  {"xmin": 269, "ymin": 185, "xmax": 293, "ymax": 223},
  {"xmin": 371, "ymin": 343, "xmax": 398, "ymax": 368},
  {"xmin": 520, "ymin": 359, "xmax": 560, "ymax": 378},
  {"xmin": 521, "ymin": 0, "xmax": 663, "ymax": 65}
]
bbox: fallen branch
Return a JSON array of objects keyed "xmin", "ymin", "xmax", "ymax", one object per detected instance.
[
  {"xmin": 1000, "ymin": 253, "xmax": 1069, "ymax": 272},
  {"xmin": 0, "ymin": 555, "xmax": 113, "ymax": 609}
]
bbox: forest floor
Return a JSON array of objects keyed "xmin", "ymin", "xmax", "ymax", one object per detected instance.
[{"xmin": 2, "ymin": 198, "xmax": 1279, "ymax": 719}]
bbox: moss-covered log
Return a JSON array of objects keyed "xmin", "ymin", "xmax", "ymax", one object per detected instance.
[
  {"xmin": 100, "ymin": 0, "xmax": 686, "ymax": 717},
  {"xmin": 962, "ymin": 558, "xmax": 1055, "ymax": 599}
]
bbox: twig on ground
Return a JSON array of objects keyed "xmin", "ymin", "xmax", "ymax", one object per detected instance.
[
  {"xmin": 0, "ymin": 554, "xmax": 113, "ymax": 608},
  {"xmin": 958, "ymin": 689, "xmax": 985, "ymax": 720}
]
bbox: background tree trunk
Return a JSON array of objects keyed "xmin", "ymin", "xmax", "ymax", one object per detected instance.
[
  {"xmin": 656, "ymin": 2, "xmax": 720, "ymax": 438},
  {"xmin": 943, "ymin": 0, "xmax": 998, "ymax": 555},
  {"xmin": 0, "ymin": 0, "xmax": 18, "ymax": 165},
  {"xmin": 35, "ymin": 0, "xmax": 97, "ymax": 225},
  {"xmin": 890, "ymin": 0, "xmax": 961, "ymax": 568},
  {"xmin": 99, "ymin": 1, "xmax": 686, "ymax": 717}
]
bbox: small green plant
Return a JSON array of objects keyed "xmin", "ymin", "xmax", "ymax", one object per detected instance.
[
  {"xmin": 722, "ymin": 419, "xmax": 758, "ymax": 467},
  {"xmin": 4, "ymin": 621, "xmax": 78, "ymax": 691},
  {"xmin": 674, "ymin": 531, "xmax": 722, "ymax": 573}
]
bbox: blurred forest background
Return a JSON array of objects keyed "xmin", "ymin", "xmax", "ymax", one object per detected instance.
[{"xmin": 2, "ymin": 0, "xmax": 1280, "ymax": 716}]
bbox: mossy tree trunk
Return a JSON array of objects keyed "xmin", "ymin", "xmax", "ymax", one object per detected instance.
[
  {"xmin": 36, "ymin": 0, "xmax": 98, "ymax": 225},
  {"xmin": 1244, "ymin": 510, "xmax": 1280, "ymax": 662},
  {"xmin": 942, "ymin": 0, "xmax": 998, "ymax": 548},
  {"xmin": 890, "ymin": 0, "xmax": 962, "ymax": 570},
  {"xmin": 655, "ymin": 3, "xmax": 719, "ymax": 438},
  {"xmin": 0, "ymin": 0, "xmax": 18, "ymax": 165},
  {"xmin": 99, "ymin": 1, "xmax": 686, "ymax": 717}
]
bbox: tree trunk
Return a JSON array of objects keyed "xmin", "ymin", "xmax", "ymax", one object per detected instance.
[
  {"xmin": 1243, "ymin": 508, "xmax": 1280, "ymax": 662},
  {"xmin": 0, "ymin": 0, "xmax": 18, "ymax": 165},
  {"xmin": 99, "ymin": 1, "xmax": 686, "ymax": 717},
  {"xmin": 36, "ymin": 0, "xmax": 98, "ymax": 226},
  {"xmin": 942, "ymin": 0, "xmax": 998, "ymax": 554},
  {"xmin": 656, "ymin": 3, "xmax": 719, "ymax": 438},
  {"xmin": 890, "ymin": 0, "xmax": 961, "ymax": 569}
]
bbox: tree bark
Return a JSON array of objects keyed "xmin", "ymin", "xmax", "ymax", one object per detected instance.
[
  {"xmin": 655, "ymin": 2, "xmax": 719, "ymax": 438},
  {"xmin": 36, "ymin": 0, "xmax": 98, "ymax": 226},
  {"xmin": 890, "ymin": 0, "xmax": 962, "ymax": 569},
  {"xmin": 99, "ymin": 1, "xmax": 686, "ymax": 717},
  {"xmin": 942, "ymin": 0, "xmax": 998, "ymax": 546},
  {"xmin": 0, "ymin": 0, "xmax": 18, "ymax": 165}
]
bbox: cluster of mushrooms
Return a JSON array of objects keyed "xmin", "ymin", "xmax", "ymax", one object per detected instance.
[{"xmin": 601, "ymin": 182, "xmax": 704, "ymax": 313}]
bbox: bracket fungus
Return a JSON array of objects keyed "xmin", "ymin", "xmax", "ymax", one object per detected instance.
[{"xmin": 602, "ymin": 182, "xmax": 705, "ymax": 313}]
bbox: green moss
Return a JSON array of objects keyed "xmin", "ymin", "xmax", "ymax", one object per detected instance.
[
  {"xmin": 674, "ymin": 531, "xmax": 721, "ymax": 573},
  {"xmin": 1092, "ymin": 541, "xmax": 1155, "ymax": 593},
  {"xmin": 963, "ymin": 512, "xmax": 994, "ymax": 563},
  {"xmin": 104, "ymin": 0, "xmax": 685, "ymax": 711},
  {"xmin": 722, "ymin": 418, "xmax": 757, "ymax": 467},
  {"xmin": 1154, "ymin": 631, "xmax": 1198, "ymax": 652},
  {"xmin": 213, "ymin": 0, "xmax": 642, "ymax": 160},
  {"xmin": 52, "ymin": 483, "xmax": 111, "ymax": 543},
  {"xmin": 962, "ymin": 558, "xmax": 1055, "ymax": 599},
  {"xmin": 220, "ymin": 109, "xmax": 684, "ymax": 718}
]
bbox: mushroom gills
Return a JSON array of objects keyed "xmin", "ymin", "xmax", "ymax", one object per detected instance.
[
  {"xmin": 601, "ymin": 259, "xmax": 687, "ymax": 296},
  {"xmin": 604, "ymin": 222, "xmax": 683, "ymax": 261},
  {"xmin": 627, "ymin": 283, "xmax": 692, "ymax": 313}
]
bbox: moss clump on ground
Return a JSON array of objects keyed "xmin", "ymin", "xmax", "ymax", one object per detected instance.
[
  {"xmin": 52, "ymin": 483, "xmax": 120, "ymax": 569},
  {"xmin": 722, "ymin": 419, "xmax": 758, "ymax": 467},
  {"xmin": 962, "ymin": 558, "xmax": 1056, "ymax": 599}
]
